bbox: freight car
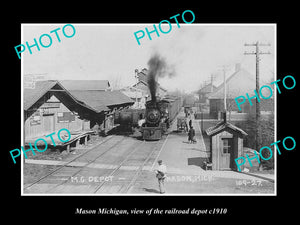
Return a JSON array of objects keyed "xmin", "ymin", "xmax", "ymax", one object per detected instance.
[{"xmin": 141, "ymin": 96, "xmax": 182, "ymax": 140}]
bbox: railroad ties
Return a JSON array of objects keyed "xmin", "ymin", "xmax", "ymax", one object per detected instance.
[{"xmin": 24, "ymin": 134, "xmax": 166, "ymax": 194}]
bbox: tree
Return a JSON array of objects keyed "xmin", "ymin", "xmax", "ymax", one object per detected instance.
[{"xmin": 235, "ymin": 111, "xmax": 274, "ymax": 170}]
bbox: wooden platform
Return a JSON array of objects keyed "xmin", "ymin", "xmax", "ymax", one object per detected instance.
[{"xmin": 24, "ymin": 130, "xmax": 95, "ymax": 152}]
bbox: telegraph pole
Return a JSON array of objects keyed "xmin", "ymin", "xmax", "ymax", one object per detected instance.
[
  {"xmin": 223, "ymin": 68, "xmax": 227, "ymax": 111},
  {"xmin": 219, "ymin": 65, "xmax": 230, "ymax": 112},
  {"xmin": 134, "ymin": 69, "xmax": 139, "ymax": 108},
  {"xmin": 210, "ymin": 73, "xmax": 216, "ymax": 92},
  {"xmin": 244, "ymin": 41, "xmax": 271, "ymax": 151}
]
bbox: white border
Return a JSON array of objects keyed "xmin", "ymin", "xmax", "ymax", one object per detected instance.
[{"xmin": 21, "ymin": 23, "xmax": 277, "ymax": 196}]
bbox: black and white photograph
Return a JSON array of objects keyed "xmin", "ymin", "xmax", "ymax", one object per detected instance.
[{"xmin": 21, "ymin": 23, "xmax": 276, "ymax": 195}]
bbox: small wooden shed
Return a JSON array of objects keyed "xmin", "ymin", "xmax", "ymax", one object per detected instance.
[{"xmin": 206, "ymin": 113, "xmax": 247, "ymax": 171}]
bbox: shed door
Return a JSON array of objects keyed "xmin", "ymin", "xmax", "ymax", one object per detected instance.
[{"xmin": 220, "ymin": 138, "xmax": 233, "ymax": 170}]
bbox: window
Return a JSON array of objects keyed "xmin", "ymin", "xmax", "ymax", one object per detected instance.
[
  {"xmin": 57, "ymin": 112, "xmax": 75, "ymax": 123},
  {"xmin": 30, "ymin": 110, "xmax": 41, "ymax": 126},
  {"xmin": 222, "ymin": 138, "xmax": 232, "ymax": 154}
]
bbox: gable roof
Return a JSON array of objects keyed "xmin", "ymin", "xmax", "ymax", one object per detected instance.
[
  {"xmin": 137, "ymin": 68, "xmax": 148, "ymax": 83},
  {"xmin": 23, "ymin": 80, "xmax": 97, "ymax": 115},
  {"xmin": 133, "ymin": 80, "xmax": 167, "ymax": 93},
  {"xmin": 198, "ymin": 83, "xmax": 218, "ymax": 93},
  {"xmin": 68, "ymin": 90, "xmax": 134, "ymax": 112},
  {"xmin": 60, "ymin": 80, "xmax": 111, "ymax": 91},
  {"xmin": 136, "ymin": 68, "xmax": 167, "ymax": 93},
  {"xmin": 24, "ymin": 80, "xmax": 58, "ymax": 111},
  {"xmin": 23, "ymin": 80, "xmax": 132, "ymax": 115},
  {"xmin": 208, "ymin": 69, "xmax": 256, "ymax": 99},
  {"xmin": 206, "ymin": 121, "xmax": 247, "ymax": 136},
  {"xmin": 58, "ymin": 80, "xmax": 134, "ymax": 112}
]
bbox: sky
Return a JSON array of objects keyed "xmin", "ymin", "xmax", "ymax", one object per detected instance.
[{"xmin": 22, "ymin": 24, "xmax": 275, "ymax": 93}]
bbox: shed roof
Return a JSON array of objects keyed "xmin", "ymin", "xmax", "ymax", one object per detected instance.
[
  {"xmin": 60, "ymin": 80, "xmax": 111, "ymax": 91},
  {"xmin": 206, "ymin": 121, "xmax": 247, "ymax": 136},
  {"xmin": 68, "ymin": 90, "xmax": 134, "ymax": 112}
]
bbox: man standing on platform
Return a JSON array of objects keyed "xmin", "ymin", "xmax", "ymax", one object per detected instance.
[
  {"xmin": 155, "ymin": 160, "xmax": 167, "ymax": 194},
  {"xmin": 189, "ymin": 119, "xmax": 192, "ymax": 130},
  {"xmin": 188, "ymin": 126, "xmax": 196, "ymax": 144}
]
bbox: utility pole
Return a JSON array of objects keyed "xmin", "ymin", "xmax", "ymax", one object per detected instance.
[
  {"xmin": 244, "ymin": 41, "xmax": 271, "ymax": 151},
  {"xmin": 223, "ymin": 68, "xmax": 227, "ymax": 111},
  {"xmin": 219, "ymin": 65, "xmax": 230, "ymax": 112},
  {"xmin": 134, "ymin": 69, "xmax": 139, "ymax": 108},
  {"xmin": 210, "ymin": 73, "xmax": 216, "ymax": 92}
]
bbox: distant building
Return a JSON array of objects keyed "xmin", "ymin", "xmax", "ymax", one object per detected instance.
[
  {"xmin": 183, "ymin": 94, "xmax": 198, "ymax": 107},
  {"xmin": 197, "ymin": 83, "xmax": 217, "ymax": 104},
  {"xmin": 120, "ymin": 86, "xmax": 149, "ymax": 109},
  {"xmin": 60, "ymin": 80, "xmax": 111, "ymax": 91},
  {"xmin": 133, "ymin": 68, "xmax": 167, "ymax": 99},
  {"xmin": 207, "ymin": 64, "xmax": 274, "ymax": 119},
  {"xmin": 24, "ymin": 74, "xmax": 47, "ymax": 89}
]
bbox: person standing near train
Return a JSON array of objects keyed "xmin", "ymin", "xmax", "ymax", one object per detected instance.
[
  {"xmin": 187, "ymin": 111, "xmax": 193, "ymax": 130},
  {"xmin": 189, "ymin": 118, "xmax": 192, "ymax": 130},
  {"xmin": 188, "ymin": 126, "xmax": 196, "ymax": 144},
  {"xmin": 155, "ymin": 160, "xmax": 167, "ymax": 194}
]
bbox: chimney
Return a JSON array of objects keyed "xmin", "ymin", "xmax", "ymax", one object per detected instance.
[{"xmin": 235, "ymin": 63, "xmax": 241, "ymax": 72}]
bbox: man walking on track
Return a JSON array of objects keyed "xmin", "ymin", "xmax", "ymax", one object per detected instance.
[{"xmin": 155, "ymin": 160, "xmax": 167, "ymax": 194}]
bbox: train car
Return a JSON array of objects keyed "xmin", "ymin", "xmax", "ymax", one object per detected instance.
[
  {"xmin": 165, "ymin": 96, "xmax": 181, "ymax": 122},
  {"xmin": 141, "ymin": 96, "xmax": 182, "ymax": 140},
  {"xmin": 114, "ymin": 109, "xmax": 145, "ymax": 128}
]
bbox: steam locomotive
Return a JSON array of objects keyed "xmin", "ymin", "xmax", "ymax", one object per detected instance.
[{"xmin": 141, "ymin": 97, "xmax": 181, "ymax": 140}]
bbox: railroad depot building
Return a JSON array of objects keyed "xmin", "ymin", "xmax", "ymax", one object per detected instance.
[
  {"xmin": 24, "ymin": 80, "xmax": 134, "ymax": 150},
  {"xmin": 24, "ymin": 80, "xmax": 95, "ymax": 149},
  {"xmin": 60, "ymin": 80, "xmax": 134, "ymax": 135}
]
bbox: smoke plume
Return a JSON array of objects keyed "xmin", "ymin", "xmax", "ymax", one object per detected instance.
[{"xmin": 147, "ymin": 53, "xmax": 175, "ymax": 102}]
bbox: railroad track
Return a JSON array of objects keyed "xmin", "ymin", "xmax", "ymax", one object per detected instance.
[
  {"xmin": 23, "ymin": 135, "xmax": 124, "ymax": 193},
  {"xmin": 93, "ymin": 137, "xmax": 166, "ymax": 194},
  {"xmin": 122, "ymin": 140, "xmax": 162, "ymax": 193},
  {"xmin": 92, "ymin": 141, "xmax": 147, "ymax": 193},
  {"xmin": 24, "ymin": 133, "xmax": 168, "ymax": 194},
  {"xmin": 44, "ymin": 136, "xmax": 128, "ymax": 193}
]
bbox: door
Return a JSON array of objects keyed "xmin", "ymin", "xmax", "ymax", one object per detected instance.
[{"xmin": 220, "ymin": 138, "xmax": 233, "ymax": 170}]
